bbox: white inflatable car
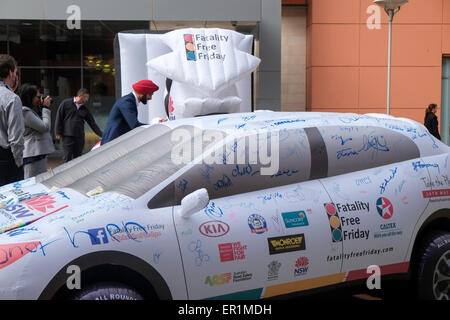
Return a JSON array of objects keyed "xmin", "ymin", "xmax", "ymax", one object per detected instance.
[{"xmin": 0, "ymin": 111, "xmax": 449, "ymax": 300}]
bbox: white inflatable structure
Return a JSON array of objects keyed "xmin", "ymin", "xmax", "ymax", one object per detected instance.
[{"xmin": 115, "ymin": 28, "xmax": 260, "ymax": 123}]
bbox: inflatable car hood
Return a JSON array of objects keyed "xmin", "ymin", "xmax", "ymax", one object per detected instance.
[{"xmin": 115, "ymin": 28, "xmax": 260, "ymax": 123}]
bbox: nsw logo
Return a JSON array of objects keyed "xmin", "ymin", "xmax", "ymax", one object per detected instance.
[
  {"xmin": 282, "ymin": 211, "xmax": 309, "ymax": 228},
  {"xmin": 22, "ymin": 194, "xmax": 56, "ymax": 213},
  {"xmin": 248, "ymin": 214, "xmax": 268, "ymax": 234},
  {"xmin": 376, "ymin": 197, "xmax": 393, "ymax": 220},
  {"xmin": 88, "ymin": 228, "xmax": 109, "ymax": 245},
  {"xmin": 294, "ymin": 256, "xmax": 309, "ymax": 276},
  {"xmin": 199, "ymin": 221, "xmax": 230, "ymax": 238}
]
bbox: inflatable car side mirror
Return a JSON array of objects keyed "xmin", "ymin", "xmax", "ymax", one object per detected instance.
[{"xmin": 179, "ymin": 188, "xmax": 209, "ymax": 219}]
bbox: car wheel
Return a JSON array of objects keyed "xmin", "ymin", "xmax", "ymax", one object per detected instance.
[
  {"xmin": 73, "ymin": 282, "xmax": 144, "ymax": 300},
  {"xmin": 416, "ymin": 231, "xmax": 450, "ymax": 300}
]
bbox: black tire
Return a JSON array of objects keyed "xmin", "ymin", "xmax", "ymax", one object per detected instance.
[
  {"xmin": 415, "ymin": 231, "xmax": 450, "ymax": 300},
  {"xmin": 73, "ymin": 282, "xmax": 143, "ymax": 300}
]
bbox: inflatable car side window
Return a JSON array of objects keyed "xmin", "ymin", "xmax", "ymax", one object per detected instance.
[{"xmin": 149, "ymin": 125, "xmax": 421, "ymax": 209}]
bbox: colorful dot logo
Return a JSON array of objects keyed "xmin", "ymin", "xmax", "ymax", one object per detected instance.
[
  {"xmin": 184, "ymin": 34, "xmax": 196, "ymax": 61},
  {"xmin": 324, "ymin": 203, "xmax": 342, "ymax": 242},
  {"xmin": 376, "ymin": 197, "xmax": 394, "ymax": 220}
]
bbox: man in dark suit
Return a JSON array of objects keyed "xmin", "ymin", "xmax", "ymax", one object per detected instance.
[
  {"xmin": 101, "ymin": 80, "xmax": 159, "ymax": 145},
  {"xmin": 55, "ymin": 88, "xmax": 103, "ymax": 162}
]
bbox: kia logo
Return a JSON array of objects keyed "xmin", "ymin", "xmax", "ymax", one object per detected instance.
[{"xmin": 199, "ymin": 221, "xmax": 230, "ymax": 237}]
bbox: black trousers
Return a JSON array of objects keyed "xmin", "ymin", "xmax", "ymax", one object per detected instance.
[
  {"xmin": 62, "ymin": 136, "xmax": 85, "ymax": 163},
  {"xmin": 0, "ymin": 147, "xmax": 24, "ymax": 187}
]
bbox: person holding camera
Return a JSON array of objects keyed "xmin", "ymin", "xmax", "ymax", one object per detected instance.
[
  {"xmin": 19, "ymin": 83, "xmax": 55, "ymax": 178},
  {"xmin": 55, "ymin": 88, "xmax": 103, "ymax": 162}
]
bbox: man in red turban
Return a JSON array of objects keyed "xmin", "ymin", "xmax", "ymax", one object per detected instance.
[{"xmin": 101, "ymin": 80, "xmax": 159, "ymax": 145}]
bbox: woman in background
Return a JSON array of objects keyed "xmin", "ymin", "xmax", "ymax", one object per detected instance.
[
  {"xmin": 424, "ymin": 103, "xmax": 441, "ymax": 140},
  {"xmin": 19, "ymin": 84, "xmax": 54, "ymax": 178}
]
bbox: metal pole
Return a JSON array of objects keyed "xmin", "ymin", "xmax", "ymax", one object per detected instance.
[
  {"xmin": 80, "ymin": 26, "xmax": 84, "ymax": 89},
  {"xmin": 387, "ymin": 9, "xmax": 394, "ymax": 115}
]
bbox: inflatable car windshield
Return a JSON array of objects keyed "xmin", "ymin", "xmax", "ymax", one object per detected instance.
[{"xmin": 1, "ymin": 111, "xmax": 450, "ymax": 300}]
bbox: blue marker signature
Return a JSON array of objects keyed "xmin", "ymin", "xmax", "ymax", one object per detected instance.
[
  {"xmin": 153, "ymin": 252, "xmax": 162, "ymax": 264},
  {"xmin": 214, "ymin": 175, "xmax": 233, "ymax": 190},
  {"xmin": 188, "ymin": 240, "xmax": 210, "ymax": 267},
  {"xmin": 332, "ymin": 135, "xmax": 353, "ymax": 146},
  {"xmin": 258, "ymin": 192, "xmax": 283, "ymax": 203},
  {"xmin": 359, "ymin": 133, "xmax": 389, "ymax": 153},
  {"xmin": 242, "ymin": 115, "xmax": 256, "ymax": 122},
  {"xmin": 412, "ymin": 161, "xmax": 440, "ymax": 173},
  {"xmin": 337, "ymin": 133, "xmax": 389, "ymax": 160},
  {"xmin": 339, "ymin": 116, "xmax": 362, "ymax": 124},
  {"xmin": 176, "ymin": 179, "xmax": 188, "ymax": 193},
  {"xmin": 271, "ymin": 169, "xmax": 299, "ymax": 178},
  {"xmin": 200, "ymin": 164, "xmax": 214, "ymax": 181},
  {"xmin": 204, "ymin": 201, "xmax": 224, "ymax": 219},
  {"xmin": 56, "ymin": 190, "xmax": 70, "ymax": 200},
  {"xmin": 271, "ymin": 119, "xmax": 305, "ymax": 126},
  {"xmin": 232, "ymin": 164, "xmax": 260, "ymax": 177},
  {"xmin": 379, "ymin": 167, "xmax": 398, "ymax": 194},
  {"xmin": 7, "ymin": 227, "xmax": 38, "ymax": 237}
]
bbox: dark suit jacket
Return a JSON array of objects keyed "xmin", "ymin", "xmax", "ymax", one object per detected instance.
[
  {"xmin": 101, "ymin": 93, "xmax": 144, "ymax": 145},
  {"xmin": 55, "ymin": 98, "xmax": 103, "ymax": 138},
  {"xmin": 424, "ymin": 112, "xmax": 441, "ymax": 140}
]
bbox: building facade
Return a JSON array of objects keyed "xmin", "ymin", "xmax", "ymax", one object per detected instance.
[{"xmin": 306, "ymin": 0, "xmax": 450, "ymax": 143}]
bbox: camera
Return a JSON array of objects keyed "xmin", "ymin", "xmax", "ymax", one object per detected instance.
[{"xmin": 42, "ymin": 95, "xmax": 53, "ymax": 105}]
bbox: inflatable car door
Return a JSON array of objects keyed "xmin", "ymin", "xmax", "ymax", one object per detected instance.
[{"xmin": 114, "ymin": 28, "xmax": 260, "ymax": 124}]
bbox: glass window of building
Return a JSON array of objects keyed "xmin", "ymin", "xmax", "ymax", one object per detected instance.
[{"xmin": 0, "ymin": 19, "xmax": 149, "ymax": 160}]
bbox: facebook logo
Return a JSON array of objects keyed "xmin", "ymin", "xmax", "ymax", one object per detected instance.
[{"xmin": 88, "ymin": 228, "xmax": 109, "ymax": 245}]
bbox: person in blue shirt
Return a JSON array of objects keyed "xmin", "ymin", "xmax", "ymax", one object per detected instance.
[{"xmin": 101, "ymin": 80, "xmax": 159, "ymax": 145}]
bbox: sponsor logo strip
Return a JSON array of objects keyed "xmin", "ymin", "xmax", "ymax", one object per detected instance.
[
  {"xmin": 205, "ymin": 288, "xmax": 263, "ymax": 300},
  {"xmin": 219, "ymin": 242, "xmax": 247, "ymax": 262},
  {"xmin": 422, "ymin": 189, "xmax": 450, "ymax": 198},
  {"xmin": 267, "ymin": 234, "xmax": 306, "ymax": 255},
  {"xmin": 282, "ymin": 211, "xmax": 309, "ymax": 228},
  {"xmin": 346, "ymin": 262, "xmax": 410, "ymax": 282},
  {"xmin": 263, "ymin": 273, "xmax": 347, "ymax": 298},
  {"xmin": 248, "ymin": 214, "xmax": 268, "ymax": 234},
  {"xmin": 199, "ymin": 221, "xmax": 230, "ymax": 237}
]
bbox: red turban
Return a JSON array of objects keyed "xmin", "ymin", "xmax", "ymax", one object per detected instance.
[{"xmin": 132, "ymin": 80, "xmax": 159, "ymax": 95}]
